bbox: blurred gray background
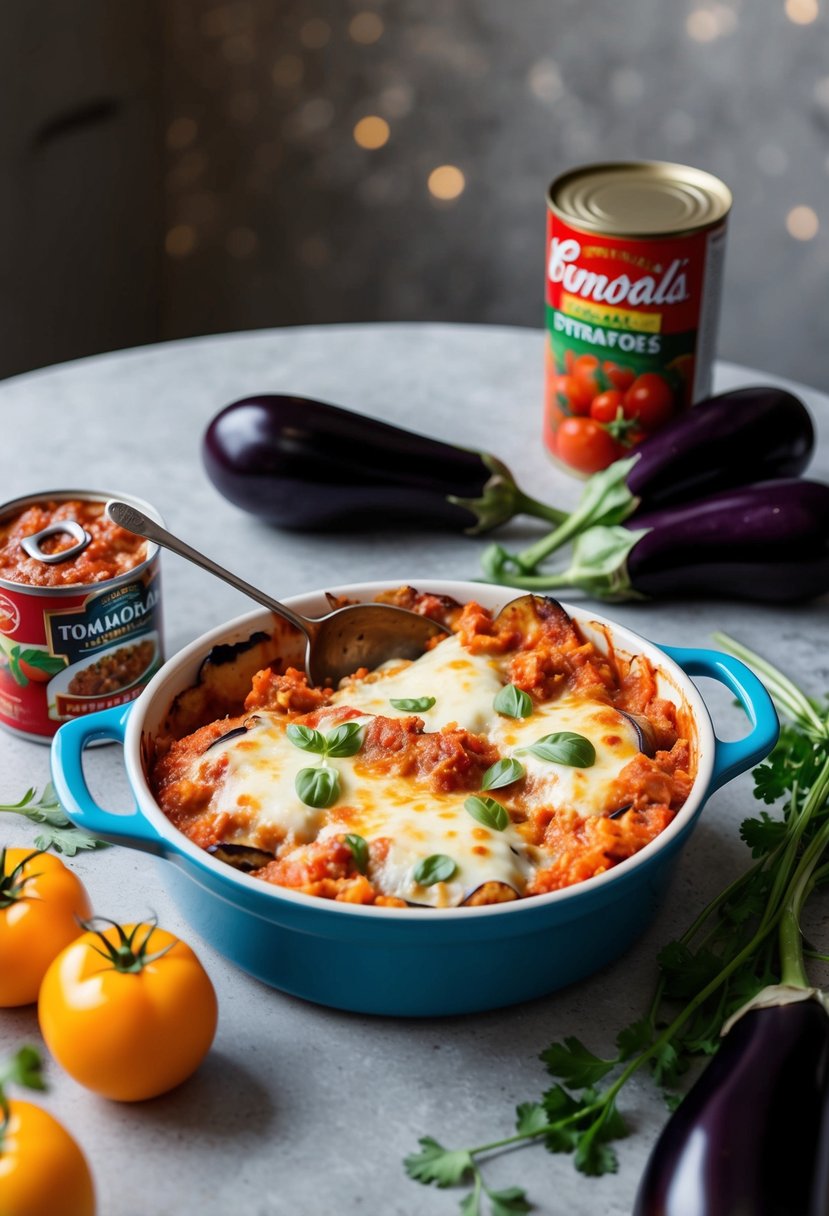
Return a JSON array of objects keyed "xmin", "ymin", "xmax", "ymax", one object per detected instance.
[{"xmin": 1, "ymin": 0, "xmax": 827, "ymax": 387}]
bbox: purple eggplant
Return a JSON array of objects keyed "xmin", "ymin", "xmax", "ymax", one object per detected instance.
[
  {"xmin": 483, "ymin": 479, "xmax": 829, "ymax": 603},
  {"xmin": 502, "ymin": 387, "xmax": 815, "ymax": 575},
  {"xmin": 202, "ymin": 388, "xmax": 813, "ymax": 538},
  {"xmin": 625, "ymin": 386, "xmax": 814, "ymax": 511},
  {"xmin": 634, "ymin": 994, "xmax": 829, "ymax": 1216},
  {"xmin": 202, "ymin": 393, "xmax": 567, "ymax": 534}
]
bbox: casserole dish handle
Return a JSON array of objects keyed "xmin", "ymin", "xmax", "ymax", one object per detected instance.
[
  {"xmin": 50, "ymin": 704, "xmax": 164, "ymax": 856},
  {"xmin": 660, "ymin": 645, "xmax": 779, "ymax": 793}
]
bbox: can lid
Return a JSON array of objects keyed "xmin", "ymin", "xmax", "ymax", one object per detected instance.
[{"xmin": 548, "ymin": 161, "xmax": 732, "ymax": 237}]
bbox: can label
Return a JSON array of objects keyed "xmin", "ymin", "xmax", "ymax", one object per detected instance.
[
  {"xmin": 0, "ymin": 566, "xmax": 163, "ymax": 740},
  {"xmin": 544, "ymin": 213, "xmax": 727, "ymax": 473}
]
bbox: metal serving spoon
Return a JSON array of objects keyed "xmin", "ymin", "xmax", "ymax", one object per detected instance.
[{"xmin": 106, "ymin": 501, "xmax": 450, "ymax": 687}]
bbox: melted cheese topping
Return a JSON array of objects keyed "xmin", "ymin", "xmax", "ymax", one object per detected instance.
[
  {"xmin": 200, "ymin": 712, "xmax": 533, "ymax": 907},
  {"xmin": 192, "ymin": 639, "xmax": 649, "ymax": 906},
  {"xmin": 331, "ymin": 636, "xmax": 503, "ymax": 733},
  {"xmin": 490, "ymin": 696, "xmax": 642, "ymax": 817}
]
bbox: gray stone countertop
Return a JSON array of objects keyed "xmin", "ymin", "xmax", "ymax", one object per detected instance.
[{"xmin": 1, "ymin": 323, "xmax": 827, "ymax": 1216}]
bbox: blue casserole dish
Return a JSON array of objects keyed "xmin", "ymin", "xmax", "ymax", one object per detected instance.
[{"xmin": 50, "ymin": 581, "xmax": 778, "ymax": 1017}]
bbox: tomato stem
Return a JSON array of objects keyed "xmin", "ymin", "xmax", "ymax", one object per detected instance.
[
  {"xmin": 79, "ymin": 916, "xmax": 177, "ymax": 974},
  {"xmin": 0, "ymin": 849, "xmax": 45, "ymax": 909}
]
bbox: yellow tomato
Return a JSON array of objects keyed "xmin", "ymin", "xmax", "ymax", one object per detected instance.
[
  {"xmin": 38, "ymin": 921, "xmax": 218, "ymax": 1101},
  {"xmin": 0, "ymin": 1098, "xmax": 95, "ymax": 1216},
  {"xmin": 0, "ymin": 849, "xmax": 92, "ymax": 1007}
]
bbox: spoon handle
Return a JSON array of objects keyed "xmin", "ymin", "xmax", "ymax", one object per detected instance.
[{"xmin": 106, "ymin": 500, "xmax": 313, "ymax": 641}]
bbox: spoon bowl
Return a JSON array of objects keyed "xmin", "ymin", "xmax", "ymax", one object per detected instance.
[{"xmin": 106, "ymin": 501, "xmax": 449, "ymax": 686}]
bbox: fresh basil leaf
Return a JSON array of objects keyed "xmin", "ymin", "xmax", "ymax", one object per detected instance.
[
  {"xmin": 390, "ymin": 696, "xmax": 436, "ymax": 712},
  {"xmin": 325, "ymin": 721, "xmax": 364, "ymax": 758},
  {"xmin": 345, "ymin": 833, "xmax": 369, "ymax": 874},
  {"xmin": 481, "ymin": 757, "xmax": 525, "ymax": 792},
  {"xmin": 295, "ymin": 766, "xmax": 340, "ymax": 808},
  {"xmin": 286, "ymin": 724, "xmax": 327, "ymax": 754},
  {"xmin": 519, "ymin": 731, "xmax": 595, "ymax": 768},
  {"xmin": 494, "ymin": 684, "xmax": 533, "ymax": 719},
  {"xmin": 464, "ymin": 795, "xmax": 509, "ymax": 832},
  {"xmin": 413, "ymin": 853, "xmax": 458, "ymax": 886}
]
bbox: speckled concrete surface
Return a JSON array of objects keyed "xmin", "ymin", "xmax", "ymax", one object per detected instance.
[{"xmin": 1, "ymin": 323, "xmax": 827, "ymax": 1216}]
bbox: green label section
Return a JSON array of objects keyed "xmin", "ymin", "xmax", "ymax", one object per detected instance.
[{"xmin": 546, "ymin": 304, "xmax": 695, "ymax": 380}]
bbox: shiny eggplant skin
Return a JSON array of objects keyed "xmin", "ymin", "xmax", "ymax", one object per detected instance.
[
  {"xmin": 203, "ymin": 394, "xmax": 499, "ymax": 531},
  {"xmin": 628, "ymin": 479, "xmax": 829, "ymax": 602},
  {"xmin": 627, "ymin": 387, "xmax": 814, "ymax": 512},
  {"xmin": 634, "ymin": 999, "xmax": 829, "ymax": 1216}
]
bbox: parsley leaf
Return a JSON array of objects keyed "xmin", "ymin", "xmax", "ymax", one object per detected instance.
[
  {"xmin": 539, "ymin": 1037, "xmax": 615, "ymax": 1087},
  {"xmin": 404, "ymin": 1138, "xmax": 474, "ymax": 1188},
  {"xmin": 0, "ymin": 784, "xmax": 107, "ymax": 855},
  {"xmin": 489, "ymin": 1186, "xmax": 531, "ymax": 1215},
  {"xmin": 739, "ymin": 810, "xmax": 786, "ymax": 858},
  {"xmin": 514, "ymin": 1102, "xmax": 548, "ymax": 1136}
]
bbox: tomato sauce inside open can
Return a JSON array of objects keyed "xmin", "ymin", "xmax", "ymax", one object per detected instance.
[
  {"xmin": 544, "ymin": 161, "xmax": 732, "ymax": 475},
  {"xmin": 0, "ymin": 491, "xmax": 164, "ymax": 742}
]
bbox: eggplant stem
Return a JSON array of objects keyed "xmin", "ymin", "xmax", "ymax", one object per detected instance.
[{"xmin": 510, "ymin": 488, "xmax": 568, "ymax": 528}]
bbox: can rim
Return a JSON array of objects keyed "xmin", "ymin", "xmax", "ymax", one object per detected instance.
[
  {"xmin": 0, "ymin": 489, "xmax": 163, "ymax": 596},
  {"xmin": 547, "ymin": 159, "xmax": 732, "ymax": 239}
]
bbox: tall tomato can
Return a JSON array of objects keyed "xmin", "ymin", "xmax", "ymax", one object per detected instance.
[
  {"xmin": 0, "ymin": 491, "xmax": 164, "ymax": 743},
  {"xmin": 544, "ymin": 161, "xmax": 732, "ymax": 474}
]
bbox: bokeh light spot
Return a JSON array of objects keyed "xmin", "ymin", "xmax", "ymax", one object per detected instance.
[
  {"xmin": 165, "ymin": 225, "xmax": 197, "ymax": 258},
  {"xmin": 166, "ymin": 117, "xmax": 198, "ymax": 151},
  {"xmin": 786, "ymin": 205, "xmax": 819, "ymax": 239},
  {"xmin": 272, "ymin": 54, "xmax": 304, "ymax": 88},
  {"xmin": 349, "ymin": 12, "xmax": 384, "ymax": 43},
  {"xmin": 427, "ymin": 165, "xmax": 466, "ymax": 201},
  {"xmin": 785, "ymin": 0, "xmax": 819, "ymax": 21},
  {"xmin": 300, "ymin": 18, "xmax": 331, "ymax": 49},
  {"xmin": 353, "ymin": 115, "xmax": 390, "ymax": 149}
]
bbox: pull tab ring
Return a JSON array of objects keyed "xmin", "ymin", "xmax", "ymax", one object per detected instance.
[{"xmin": 20, "ymin": 521, "xmax": 92, "ymax": 565}]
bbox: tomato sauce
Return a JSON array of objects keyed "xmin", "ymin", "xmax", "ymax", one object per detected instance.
[
  {"xmin": 0, "ymin": 499, "xmax": 147, "ymax": 587},
  {"xmin": 544, "ymin": 161, "xmax": 731, "ymax": 475}
]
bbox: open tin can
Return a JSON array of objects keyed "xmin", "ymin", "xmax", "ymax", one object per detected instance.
[{"xmin": 0, "ymin": 490, "xmax": 164, "ymax": 742}]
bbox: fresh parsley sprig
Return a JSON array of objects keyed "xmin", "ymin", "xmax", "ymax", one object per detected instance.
[
  {"xmin": 0, "ymin": 784, "xmax": 107, "ymax": 855},
  {"xmin": 404, "ymin": 637, "xmax": 829, "ymax": 1211}
]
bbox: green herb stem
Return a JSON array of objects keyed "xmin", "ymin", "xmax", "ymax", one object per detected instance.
[{"xmin": 713, "ymin": 632, "xmax": 827, "ymax": 738}]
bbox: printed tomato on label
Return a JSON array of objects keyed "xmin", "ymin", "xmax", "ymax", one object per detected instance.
[
  {"xmin": 623, "ymin": 373, "xmax": 675, "ymax": 430},
  {"xmin": 0, "ymin": 1046, "xmax": 96, "ymax": 1216},
  {"xmin": 555, "ymin": 418, "xmax": 620, "ymax": 475},
  {"xmin": 589, "ymin": 390, "xmax": 624, "ymax": 423},
  {"xmin": 38, "ymin": 919, "xmax": 218, "ymax": 1101},
  {"xmin": 602, "ymin": 362, "xmax": 636, "ymax": 393},
  {"xmin": 0, "ymin": 849, "xmax": 92, "ymax": 1007},
  {"xmin": 555, "ymin": 374, "xmax": 594, "ymax": 416}
]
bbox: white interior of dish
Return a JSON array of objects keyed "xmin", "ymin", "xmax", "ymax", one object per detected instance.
[{"xmin": 123, "ymin": 581, "xmax": 715, "ymax": 919}]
